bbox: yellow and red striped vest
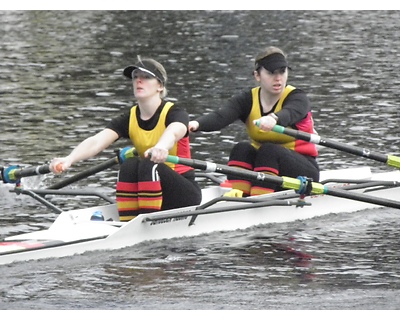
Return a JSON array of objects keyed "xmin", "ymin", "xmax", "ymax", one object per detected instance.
[
  {"xmin": 245, "ymin": 86, "xmax": 318, "ymax": 157},
  {"xmin": 128, "ymin": 102, "xmax": 192, "ymax": 174}
]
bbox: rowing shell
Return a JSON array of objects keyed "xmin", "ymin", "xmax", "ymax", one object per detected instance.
[{"xmin": 1, "ymin": 166, "xmax": 400, "ymax": 265}]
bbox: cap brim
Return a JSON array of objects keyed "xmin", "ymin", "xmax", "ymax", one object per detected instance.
[
  {"xmin": 255, "ymin": 53, "xmax": 291, "ymax": 73},
  {"xmin": 123, "ymin": 66, "xmax": 135, "ymax": 79},
  {"xmin": 123, "ymin": 65, "xmax": 161, "ymax": 81},
  {"xmin": 264, "ymin": 62, "xmax": 289, "ymax": 73}
]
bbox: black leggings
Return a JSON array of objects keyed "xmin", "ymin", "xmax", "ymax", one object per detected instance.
[
  {"xmin": 228, "ymin": 141, "xmax": 319, "ymax": 191},
  {"xmin": 118, "ymin": 157, "xmax": 202, "ymax": 211}
]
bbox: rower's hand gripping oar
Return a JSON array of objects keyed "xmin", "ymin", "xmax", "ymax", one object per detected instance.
[
  {"xmin": 48, "ymin": 147, "xmax": 138, "ymax": 189},
  {"xmin": 269, "ymin": 124, "xmax": 400, "ymax": 169},
  {"xmin": 166, "ymin": 155, "xmax": 400, "ymax": 210},
  {"xmin": 0, "ymin": 147, "xmax": 137, "ymax": 187}
]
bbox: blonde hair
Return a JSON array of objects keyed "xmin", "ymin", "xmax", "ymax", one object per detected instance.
[{"xmin": 136, "ymin": 56, "xmax": 168, "ymax": 98}]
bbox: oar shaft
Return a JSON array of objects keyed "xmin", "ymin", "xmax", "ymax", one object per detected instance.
[
  {"xmin": 167, "ymin": 155, "xmax": 400, "ymax": 209},
  {"xmin": 272, "ymin": 125, "xmax": 400, "ymax": 168},
  {"xmin": 48, "ymin": 148, "xmax": 136, "ymax": 189},
  {"xmin": 47, "ymin": 156, "xmax": 119, "ymax": 190},
  {"xmin": 1, "ymin": 164, "xmax": 51, "ymax": 183},
  {"xmin": 323, "ymin": 185, "xmax": 400, "ymax": 209},
  {"xmin": 15, "ymin": 164, "xmax": 51, "ymax": 178},
  {"xmin": 169, "ymin": 156, "xmax": 284, "ymax": 185},
  {"xmin": 2, "ymin": 148, "xmax": 133, "ymax": 187}
]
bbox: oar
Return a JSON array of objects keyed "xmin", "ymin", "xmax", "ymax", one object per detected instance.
[
  {"xmin": 1, "ymin": 147, "xmax": 135, "ymax": 187},
  {"xmin": 0, "ymin": 160, "xmax": 118, "ymax": 188},
  {"xmin": 166, "ymin": 155, "xmax": 400, "ymax": 209},
  {"xmin": 48, "ymin": 147, "xmax": 139, "ymax": 189},
  {"xmin": 271, "ymin": 124, "xmax": 400, "ymax": 169},
  {"xmin": 47, "ymin": 156, "xmax": 119, "ymax": 189},
  {"xmin": 1, "ymin": 164, "xmax": 51, "ymax": 184}
]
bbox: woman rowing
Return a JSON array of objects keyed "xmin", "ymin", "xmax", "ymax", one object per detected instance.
[
  {"xmin": 50, "ymin": 57, "xmax": 202, "ymax": 221},
  {"xmin": 189, "ymin": 46, "xmax": 320, "ymax": 197}
]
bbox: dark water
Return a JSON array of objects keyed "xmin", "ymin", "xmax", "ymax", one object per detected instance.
[{"xmin": 1, "ymin": 10, "xmax": 400, "ymax": 310}]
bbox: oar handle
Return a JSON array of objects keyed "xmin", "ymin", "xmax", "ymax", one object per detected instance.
[
  {"xmin": 1, "ymin": 164, "xmax": 51, "ymax": 184},
  {"xmin": 272, "ymin": 125, "xmax": 400, "ymax": 169}
]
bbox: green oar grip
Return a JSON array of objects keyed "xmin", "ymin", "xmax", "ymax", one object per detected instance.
[
  {"xmin": 166, "ymin": 155, "xmax": 179, "ymax": 164},
  {"xmin": 272, "ymin": 124, "xmax": 285, "ymax": 134}
]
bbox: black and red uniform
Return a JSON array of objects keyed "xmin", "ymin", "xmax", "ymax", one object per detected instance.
[
  {"xmin": 195, "ymin": 85, "xmax": 319, "ymax": 196},
  {"xmin": 107, "ymin": 101, "xmax": 202, "ymax": 221}
]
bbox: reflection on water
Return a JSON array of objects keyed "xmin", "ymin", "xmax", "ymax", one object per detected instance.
[{"xmin": 1, "ymin": 10, "xmax": 400, "ymax": 309}]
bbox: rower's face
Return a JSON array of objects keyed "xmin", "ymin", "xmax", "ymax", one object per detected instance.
[
  {"xmin": 132, "ymin": 70, "xmax": 163, "ymax": 98},
  {"xmin": 255, "ymin": 67, "xmax": 288, "ymax": 95}
]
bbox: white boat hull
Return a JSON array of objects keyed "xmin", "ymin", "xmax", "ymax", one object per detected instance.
[{"xmin": 1, "ymin": 166, "xmax": 399, "ymax": 265}]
